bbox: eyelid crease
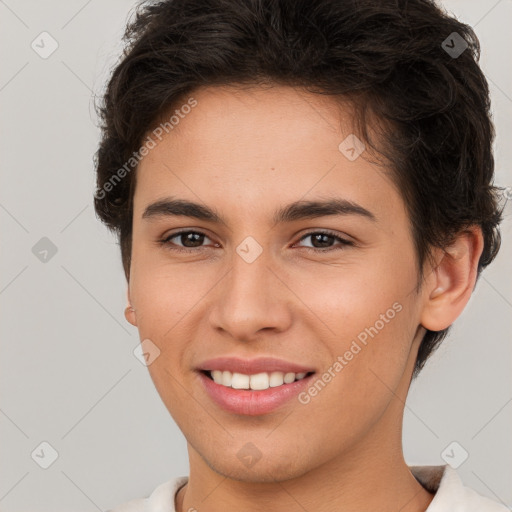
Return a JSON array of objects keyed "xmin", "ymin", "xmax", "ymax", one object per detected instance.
[{"xmin": 157, "ymin": 228, "xmax": 355, "ymax": 253}]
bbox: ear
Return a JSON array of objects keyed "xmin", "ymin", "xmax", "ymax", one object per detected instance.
[
  {"xmin": 420, "ymin": 226, "xmax": 484, "ymax": 332},
  {"xmin": 124, "ymin": 286, "xmax": 138, "ymax": 327}
]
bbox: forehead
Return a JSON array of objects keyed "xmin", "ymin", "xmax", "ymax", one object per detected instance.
[
  {"xmin": 134, "ymin": 84, "xmax": 405, "ymax": 226},
  {"xmin": 164, "ymin": 83, "xmax": 356, "ymax": 153}
]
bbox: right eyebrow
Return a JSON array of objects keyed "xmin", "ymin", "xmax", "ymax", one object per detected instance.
[
  {"xmin": 142, "ymin": 197, "xmax": 227, "ymax": 226},
  {"xmin": 141, "ymin": 196, "xmax": 377, "ymax": 227}
]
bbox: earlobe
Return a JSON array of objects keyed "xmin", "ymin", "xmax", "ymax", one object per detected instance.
[
  {"xmin": 125, "ymin": 288, "xmax": 137, "ymax": 326},
  {"xmin": 420, "ymin": 226, "xmax": 484, "ymax": 332}
]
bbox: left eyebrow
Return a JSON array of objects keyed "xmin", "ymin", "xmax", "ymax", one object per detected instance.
[
  {"xmin": 141, "ymin": 196, "xmax": 377, "ymax": 226},
  {"xmin": 272, "ymin": 198, "xmax": 376, "ymax": 224}
]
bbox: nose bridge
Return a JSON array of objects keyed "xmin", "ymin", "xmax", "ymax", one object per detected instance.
[
  {"xmin": 210, "ymin": 237, "xmax": 291, "ymax": 339},
  {"xmin": 226, "ymin": 239, "xmax": 274, "ymax": 310}
]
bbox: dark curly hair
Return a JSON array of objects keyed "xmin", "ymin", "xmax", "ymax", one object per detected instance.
[{"xmin": 93, "ymin": 0, "xmax": 503, "ymax": 377}]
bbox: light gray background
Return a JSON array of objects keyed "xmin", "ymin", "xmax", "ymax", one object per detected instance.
[{"xmin": 1, "ymin": 0, "xmax": 511, "ymax": 510}]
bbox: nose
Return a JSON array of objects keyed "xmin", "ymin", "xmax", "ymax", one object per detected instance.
[{"xmin": 208, "ymin": 245, "xmax": 293, "ymax": 342}]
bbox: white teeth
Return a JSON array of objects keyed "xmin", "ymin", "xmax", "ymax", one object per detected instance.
[
  {"xmin": 221, "ymin": 370, "xmax": 232, "ymax": 386},
  {"xmin": 247, "ymin": 372, "xmax": 268, "ymax": 390},
  {"xmin": 283, "ymin": 372, "xmax": 296, "ymax": 384},
  {"xmin": 231, "ymin": 372, "xmax": 250, "ymax": 389},
  {"xmin": 269, "ymin": 371, "xmax": 284, "ymax": 387},
  {"xmin": 208, "ymin": 370, "xmax": 310, "ymax": 390},
  {"xmin": 212, "ymin": 370, "xmax": 223, "ymax": 384}
]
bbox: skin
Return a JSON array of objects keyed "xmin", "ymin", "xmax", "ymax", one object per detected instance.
[{"xmin": 124, "ymin": 84, "xmax": 483, "ymax": 512}]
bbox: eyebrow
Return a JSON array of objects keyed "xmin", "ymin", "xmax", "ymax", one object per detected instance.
[{"xmin": 142, "ymin": 196, "xmax": 376, "ymax": 226}]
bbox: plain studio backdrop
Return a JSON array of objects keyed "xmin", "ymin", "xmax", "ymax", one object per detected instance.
[{"xmin": 0, "ymin": 1, "xmax": 511, "ymax": 511}]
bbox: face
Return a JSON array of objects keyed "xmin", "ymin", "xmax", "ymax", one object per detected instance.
[{"xmin": 126, "ymin": 85, "xmax": 428, "ymax": 482}]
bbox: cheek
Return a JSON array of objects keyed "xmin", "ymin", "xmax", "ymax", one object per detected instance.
[
  {"xmin": 305, "ymin": 251, "xmax": 418, "ymax": 396},
  {"xmin": 298, "ymin": 302, "xmax": 415, "ymax": 441},
  {"xmin": 130, "ymin": 244, "xmax": 211, "ymax": 322},
  {"xmin": 292, "ymin": 247, "xmax": 415, "ymax": 339}
]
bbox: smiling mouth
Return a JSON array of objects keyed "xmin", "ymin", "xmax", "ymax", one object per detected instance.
[{"xmin": 199, "ymin": 369, "xmax": 315, "ymax": 391}]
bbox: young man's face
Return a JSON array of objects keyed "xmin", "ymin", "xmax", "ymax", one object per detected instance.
[{"xmin": 126, "ymin": 85, "xmax": 429, "ymax": 481}]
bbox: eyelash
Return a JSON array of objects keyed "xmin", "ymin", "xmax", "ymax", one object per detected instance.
[{"xmin": 158, "ymin": 229, "xmax": 354, "ymax": 254}]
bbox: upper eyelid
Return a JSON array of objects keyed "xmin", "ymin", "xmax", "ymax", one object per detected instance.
[
  {"xmin": 161, "ymin": 229, "xmax": 353, "ymax": 246},
  {"xmin": 162, "ymin": 229, "xmax": 215, "ymax": 243}
]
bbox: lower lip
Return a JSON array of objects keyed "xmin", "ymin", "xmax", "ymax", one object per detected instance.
[{"xmin": 197, "ymin": 371, "xmax": 315, "ymax": 416}]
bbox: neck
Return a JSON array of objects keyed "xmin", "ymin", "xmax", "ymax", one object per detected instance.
[
  {"xmin": 176, "ymin": 409, "xmax": 434, "ymax": 512},
  {"xmin": 177, "ymin": 453, "xmax": 434, "ymax": 512}
]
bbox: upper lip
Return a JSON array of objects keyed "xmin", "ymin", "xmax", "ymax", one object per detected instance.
[{"xmin": 196, "ymin": 356, "xmax": 316, "ymax": 375}]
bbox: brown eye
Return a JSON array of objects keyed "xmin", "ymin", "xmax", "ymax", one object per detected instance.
[
  {"xmin": 175, "ymin": 231, "xmax": 206, "ymax": 248},
  {"xmin": 160, "ymin": 230, "xmax": 217, "ymax": 252},
  {"xmin": 296, "ymin": 231, "xmax": 353, "ymax": 251}
]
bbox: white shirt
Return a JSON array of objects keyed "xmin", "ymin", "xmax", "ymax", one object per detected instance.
[{"xmin": 108, "ymin": 464, "xmax": 509, "ymax": 511}]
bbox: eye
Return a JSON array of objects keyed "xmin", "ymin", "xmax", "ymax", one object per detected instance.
[
  {"xmin": 158, "ymin": 229, "xmax": 353, "ymax": 253},
  {"xmin": 158, "ymin": 230, "xmax": 218, "ymax": 253},
  {"xmin": 294, "ymin": 230, "xmax": 353, "ymax": 252}
]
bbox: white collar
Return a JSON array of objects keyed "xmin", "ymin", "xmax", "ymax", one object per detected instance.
[{"xmin": 115, "ymin": 464, "xmax": 508, "ymax": 511}]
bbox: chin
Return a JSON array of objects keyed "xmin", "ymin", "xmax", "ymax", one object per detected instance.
[{"xmin": 201, "ymin": 444, "xmax": 312, "ymax": 483}]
